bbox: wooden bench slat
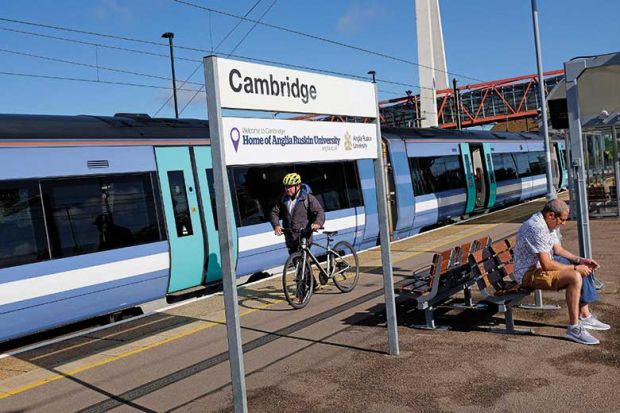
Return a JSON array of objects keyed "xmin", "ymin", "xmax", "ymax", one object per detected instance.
[{"xmin": 467, "ymin": 235, "xmax": 532, "ymax": 334}]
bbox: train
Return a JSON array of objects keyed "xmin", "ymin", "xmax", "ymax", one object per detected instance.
[{"xmin": 0, "ymin": 113, "xmax": 568, "ymax": 343}]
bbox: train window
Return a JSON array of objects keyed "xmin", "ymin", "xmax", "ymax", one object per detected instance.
[
  {"xmin": 342, "ymin": 162, "xmax": 363, "ymax": 208},
  {"xmin": 514, "ymin": 153, "xmax": 532, "ymax": 177},
  {"xmin": 492, "ymin": 153, "xmax": 518, "ymax": 181},
  {"xmin": 409, "ymin": 158, "xmax": 434, "ymax": 195},
  {"xmin": 205, "ymin": 169, "xmax": 218, "ymax": 230},
  {"xmin": 0, "ymin": 181, "xmax": 49, "ymax": 269},
  {"xmin": 230, "ymin": 161, "xmax": 362, "ymax": 227},
  {"xmin": 297, "ymin": 162, "xmax": 357, "ymax": 212},
  {"xmin": 230, "ymin": 165, "xmax": 288, "ymax": 226},
  {"xmin": 409, "ymin": 156, "xmax": 465, "ymax": 195},
  {"xmin": 42, "ymin": 173, "xmax": 164, "ymax": 258},
  {"xmin": 167, "ymin": 171, "xmax": 193, "ymax": 238},
  {"xmin": 486, "ymin": 154, "xmax": 496, "ymax": 183},
  {"xmin": 529, "ymin": 151, "xmax": 546, "ymax": 175}
]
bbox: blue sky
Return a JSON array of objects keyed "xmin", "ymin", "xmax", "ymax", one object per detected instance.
[{"xmin": 1, "ymin": 0, "xmax": 618, "ymax": 119}]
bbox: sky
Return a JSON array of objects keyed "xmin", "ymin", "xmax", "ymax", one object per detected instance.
[{"xmin": 1, "ymin": 0, "xmax": 618, "ymax": 120}]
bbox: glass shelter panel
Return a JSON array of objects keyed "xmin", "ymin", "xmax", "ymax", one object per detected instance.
[{"xmin": 584, "ymin": 131, "xmax": 618, "ymax": 217}]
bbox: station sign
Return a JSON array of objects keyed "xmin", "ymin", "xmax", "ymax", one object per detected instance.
[
  {"xmin": 220, "ymin": 117, "xmax": 377, "ymax": 165},
  {"xmin": 215, "ymin": 58, "xmax": 377, "ymax": 118}
]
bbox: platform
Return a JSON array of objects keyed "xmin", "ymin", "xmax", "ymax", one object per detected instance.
[{"xmin": 1, "ymin": 195, "xmax": 618, "ymax": 412}]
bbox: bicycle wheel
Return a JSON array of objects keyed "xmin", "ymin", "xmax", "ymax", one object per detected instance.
[
  {"xmin": 282, "ymin": 252, "xmax": 314, "ymax": 309},
  {"xmin": 331, "ymin": 241, "xmax": 359, "ymax": 292}
]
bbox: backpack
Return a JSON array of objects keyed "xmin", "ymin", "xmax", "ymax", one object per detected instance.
[{"xmin": 302, "ymin": 194, "xmax": 318, "ymax": 224}]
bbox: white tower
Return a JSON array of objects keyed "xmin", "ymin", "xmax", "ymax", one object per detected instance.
[{"xmin": 415, "ymin": 0, "xmax": 449, "ymax": 127}]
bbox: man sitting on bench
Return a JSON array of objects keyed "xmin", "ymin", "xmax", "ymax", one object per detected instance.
[{"xmin": 513, "ymin": 199, "xmax": 609, "ymax": 345}]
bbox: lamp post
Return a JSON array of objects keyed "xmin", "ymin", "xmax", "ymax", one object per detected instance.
[
  {"xmin": 531, "ymin": 0, "xmax": 555, "ymax": 199},
  {"xmin": 519, "ymin": 0, "xmax": 561, "ymax": 311},
  {"xmin": 162, "ymin": 32, "xmax": 179, "ymax": 118}
]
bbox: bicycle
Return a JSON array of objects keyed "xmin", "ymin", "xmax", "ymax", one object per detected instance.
[{"xmin": 282, "ymin": 228, "xmax": 360, "ymax": 309}]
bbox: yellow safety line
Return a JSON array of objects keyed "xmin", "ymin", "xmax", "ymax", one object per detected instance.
[
  {"xmin": 0, "ymin": 222, "xmax": 501, "ymax": 400},
  {"xmin": 0, "ymin": 300, "xmax": 279, "ymax": 400}
]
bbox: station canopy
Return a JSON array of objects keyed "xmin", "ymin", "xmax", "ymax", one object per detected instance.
[{"xmin": 548, "ymin": 59, "xmax": 620, "ymax": 129}]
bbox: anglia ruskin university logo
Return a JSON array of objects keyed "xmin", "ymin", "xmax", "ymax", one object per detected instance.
[
  {"xmin": 344, "ymin": 131, "xmax": 352, "ymax": 151},
  {"xmin": 230, "ymin": 127, "xmax": 241, "ymax": 152}
]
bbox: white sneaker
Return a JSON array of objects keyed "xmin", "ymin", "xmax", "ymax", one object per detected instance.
[
  {"xmin": 580, "ymin": 314, "xmax": 611, "ymax": 331},
  {"xmin": 565, "ymin": 324, "xmax": 600, "ymax": 345}
]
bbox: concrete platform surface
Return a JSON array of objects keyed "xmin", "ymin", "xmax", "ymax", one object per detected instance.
[{"xmin": 0, "ymin": 197, "xmax": 618, "ymax": 412}]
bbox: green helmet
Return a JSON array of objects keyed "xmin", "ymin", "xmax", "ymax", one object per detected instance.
[{"xmin": 283, "ymin": 172, "xmax": 301, "ymax": 186}]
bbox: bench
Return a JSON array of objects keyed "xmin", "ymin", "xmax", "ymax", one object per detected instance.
[
  {"xmin": 397, "ymin": 237, "xmax": 490, "ymax": 330},
  {"xmin": 468, "ymin": 237, "xmax": 533, "ymax": 334},
  {"xmin": 450, "ymin": 236, "xmax": 491, "ymax": 310}
]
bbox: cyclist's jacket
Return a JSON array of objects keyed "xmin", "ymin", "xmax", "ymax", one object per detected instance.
[{"xmin": 270, "ymin": 186, "xmax": 325, "ymax": 246}]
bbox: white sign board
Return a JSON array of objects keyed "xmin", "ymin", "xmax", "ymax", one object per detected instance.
[
  {"xmin": 215, "ymin": 58, "xmax": 376, "ymax": 118},
  {"xmin": 220, "ymin": 117, "xmax": 378, "ymax": 166}
]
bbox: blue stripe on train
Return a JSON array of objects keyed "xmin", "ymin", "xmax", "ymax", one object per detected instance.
[
  {"xmin": 495, "ymin": 179, "xmax": 522, "ymax": 206},
  {"xmin": 235, "ymin": 208, "xmax": 360, "ymax": 276},
  {"xmin": 0, "ymin": 270, "xmax": 168, "ymax": 342},
  {"xmin": 0, "ymin": 242, "xmax": 168, "ymax": 284},
  {"xmin": 411, "ymin": 189, "xmax": 467, "ymax": 235},
  {"xmin": 0, "ymin": 269, "xmax": 168, "ymax": 315}
]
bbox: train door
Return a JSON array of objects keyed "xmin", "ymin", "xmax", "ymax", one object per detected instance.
[
  {"xmin": 193, "ymin": 146, "xmax": 238, "ymax": 284},
  {"xmin": 470, "ymin": 144, "xmax": 488, "ymax": 210},
  {"xmin": 459, "ymin": 143, "xmax": 476, "ymax": 214},
  {"xmin": 482, "ymin": 143, "xmax": 497, "ymax": 208},
  {"xmin": 385, "ymin": 140, "xmax": 398, "ymax": 235},
  {"xmin": 155, "ymin": 147, "xmax": 205, "ymax": 293},
  {"xmin": 555, "ymin": 141, "xmax": 568, "ymax": 189}
]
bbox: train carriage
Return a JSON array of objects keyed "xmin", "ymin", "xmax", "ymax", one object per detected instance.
[
  {"xmin": 0, "ymin": 114, "xmax": 566, "ymax": 343},
  {"xmin": 383, "ymin": 127, "xmax": 566, "ymax": 237}
]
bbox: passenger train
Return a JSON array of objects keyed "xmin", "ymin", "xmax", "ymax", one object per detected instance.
[{"xmin": 0, "ymin": 114, "xmax": 568, "ymax": 343}]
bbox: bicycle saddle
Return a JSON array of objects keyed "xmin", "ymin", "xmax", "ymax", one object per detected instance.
[{"xmin": 323, "ymin": 230, "xmax": 338, "ymax": 236}]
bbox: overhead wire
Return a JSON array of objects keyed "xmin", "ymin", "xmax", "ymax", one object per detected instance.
[
  {"xmin": 0, "ymin": 70, "xmax": 199, "ymax": 91},
  {"xmin": 0, "ymin": 47, "xmax": 203, "ymax": 86},
  {"xmin": 158, "ymin": 0, "xmax": 268, "ymax": 116},
  {"xmin": 0, "ymin": 26, "xmax": 202, "ymax": 63},
  {"xmin": 226, "ymin": 0, "xmax": 277, "ymax": 57},
  {"xmin": 177, "ymin": 0, "xmax": 280, "ymax": 115},
  {"xmin": 1, "ymin": 16, "xmax": 449, "ymax": 111},
  {"xmin": 172, "ymin": 0, "xmax": 485, "ymax": 83},
  {"xmin": 1, "ymin": 22, "xmax": 428, "ymax": 91},
  {"xmin": 1, "ymin": 15, "xmax": 482, "ymax": 83},
  {"xmin": 215, "ymin": 0, "xmax": 263, "ymax": 52}
]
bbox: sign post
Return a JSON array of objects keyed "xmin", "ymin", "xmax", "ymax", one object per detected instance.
[
  {"xmin": 204, "ymin": 56, "xmax": 400, "ymax": 411},
  {"xmin": 204, "ymin": 57, "xmax": 248, "ymax": 413},
  {"xmin": 369, "ymin": 71, "xmax": 399, "ymax": 355}
]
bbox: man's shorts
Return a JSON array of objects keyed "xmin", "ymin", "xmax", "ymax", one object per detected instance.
[{"xmin": 522, "ymin": 267, "xmax": 562, "ymax": 291}]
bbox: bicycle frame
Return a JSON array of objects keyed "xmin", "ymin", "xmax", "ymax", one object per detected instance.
[{"xmin": 298, "ymin": 235, "xmax": 350, "ymax": 280}]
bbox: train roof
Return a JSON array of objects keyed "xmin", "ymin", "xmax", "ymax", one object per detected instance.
[
  {"xmin": 0, "ymin": 114, "xmax": 210, "ymax": 140},
  {"xmin": 1, "ymin": 113, "xmax": 551, "ymax": 143},
  {"xmin": 382, "ymin": 126, "xmax": 543, "ymax": 141}
]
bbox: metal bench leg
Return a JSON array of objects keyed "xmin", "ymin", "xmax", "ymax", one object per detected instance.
[
  {"xmin": 451, "ymin": 286, "xmax": 487, "ymax": 310},
  {"xmin": 487, "ymin": 305, "xmax": 532, "ymax": 335},
  {"xmin": 519, "ymin": 289, "xmax": 560, "ymax": 310},
  {"xmin": 412, "ymin": 307, "xmax": 448, "ymax": 330}
]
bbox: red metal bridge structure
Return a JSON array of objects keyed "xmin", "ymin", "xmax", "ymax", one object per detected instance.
[
  {"xmin": 380, "ymin": 69, "xmax": 564, "ymax": 129},
  {"xmin": 295, "ymin": 70, "xmax": 565, "ymax": 129}
]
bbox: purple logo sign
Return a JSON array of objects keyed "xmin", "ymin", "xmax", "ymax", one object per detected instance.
[{"xmin": 230, "ymin": 127, "xmax": 240, "ymax": 152}]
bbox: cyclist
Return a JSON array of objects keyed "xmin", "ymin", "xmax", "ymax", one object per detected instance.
[{"xmin": 270, "ymin": 172, "xmax": 325, "ymax": 254}]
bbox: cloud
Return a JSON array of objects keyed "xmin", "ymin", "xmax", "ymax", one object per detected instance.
[
  {"xmin": 154, "ymin": 81, "xmax": 206, "ymax": 117},
  {"xmin": 337, "ymin": 2, "xmax": 384, "ymax": 35},
  {"xmin": 94, "ymin": 0, "xmax": 133, "ymax": 21}
]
